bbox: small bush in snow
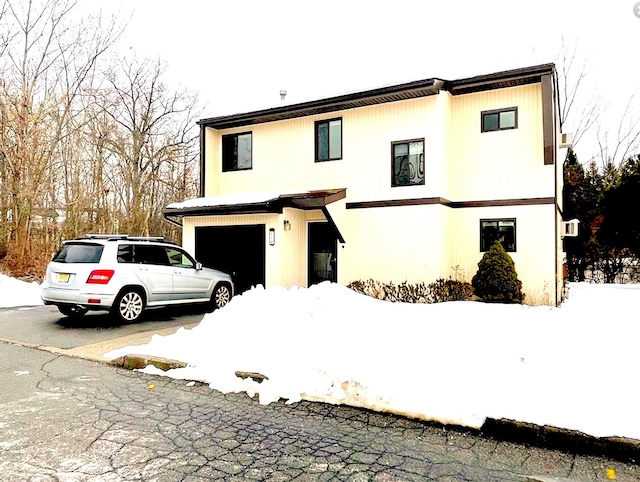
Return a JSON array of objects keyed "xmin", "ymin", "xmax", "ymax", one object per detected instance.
[
  {"xmin": 428, "ymin": 278, "xmax": 474, "ymax": 303},
  {"xmin": 472, "ymin": 241, "xmax": 524, "ymax": 303},
  {"xmin": 347, "ymin": 278, "xmax": 473, "ymax": 304}
]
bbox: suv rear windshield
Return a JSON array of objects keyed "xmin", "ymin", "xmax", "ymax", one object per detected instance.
[{"xmin": 52, "ymin": 243, "xmax": 104, "ymax": 263}]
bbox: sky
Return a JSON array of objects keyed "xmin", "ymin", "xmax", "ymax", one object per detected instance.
[
  {"xmin": 80, "ymin": 0, "xmax": 640, "ymax": 164},
  {"xmin": 3, "ymin": 272, "xmax": 640, "ymax": 444}
]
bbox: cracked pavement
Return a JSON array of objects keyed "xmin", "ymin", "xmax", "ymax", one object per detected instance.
[{"xmin": 1, "ymin": 341, "xmax": 638, "ymax": 481}]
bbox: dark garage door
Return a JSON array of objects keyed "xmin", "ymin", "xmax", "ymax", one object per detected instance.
[{"xmin": 195, "ymin": 225, "xmax": 265, "ymax": 295}]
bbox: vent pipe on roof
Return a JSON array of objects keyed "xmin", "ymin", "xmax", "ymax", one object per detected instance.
[{"xmin": 280, "ymin": 90, "xmax": 287, "ymax": 100}]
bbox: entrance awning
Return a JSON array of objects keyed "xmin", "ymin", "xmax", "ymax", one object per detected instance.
[{"xmin": 164, "ymin": 188, "xmax": 347, "ymax": 242}]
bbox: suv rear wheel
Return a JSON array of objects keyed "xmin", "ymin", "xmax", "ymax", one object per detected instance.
[
  {"xmin": 111, "ymin": 288, "xmax": 146, "ymax": 323},
  {"xmin": 212, "ymin": 283, "xmax": 232, "ymax": 310}
]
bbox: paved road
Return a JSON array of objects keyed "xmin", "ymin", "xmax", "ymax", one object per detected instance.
[
  {"xmin": 1, "ymin": 341, "xmax": 639, "ymax": 481},
  {"xmin": 0, "ymin": 304, "xmax": 206, "ymax": 350}
]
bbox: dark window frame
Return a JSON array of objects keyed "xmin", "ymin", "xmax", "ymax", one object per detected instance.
[
  {"xmin": 481, "ymin": 107, "xmax": 518, "ymax": 133},
  {"xmin": 315, "ymin": 117, "xmax": 342, "ymax": 162},
  {"xmin": 222, "ymin": 131, "xmax": 253, "ymax": 172},
  {"xmin": 391, "ymin": 138, "xmax": 425, "ymax": 187},
  {"xmin": 480, "ymin": 218, "xmax": 517, "ymax": 252}
]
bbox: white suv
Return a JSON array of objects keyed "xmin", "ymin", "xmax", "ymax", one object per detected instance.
[{"xmin": 41, "ymin": 234, "xmax": 234, "ymax": 323}]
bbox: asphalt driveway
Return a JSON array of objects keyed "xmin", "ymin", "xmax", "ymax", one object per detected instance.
[{"xmin": 0, "ymin": 304, "xmax": 207, "ymax": 358}]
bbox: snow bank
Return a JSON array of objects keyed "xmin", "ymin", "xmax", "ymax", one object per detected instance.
[
  {"xmin": 105, "ymin": 282, "xmax": 640, "ymax": 440},
  {"xmin": 0, "ymin": 273, "xmax": 43, "ymax": 308}
]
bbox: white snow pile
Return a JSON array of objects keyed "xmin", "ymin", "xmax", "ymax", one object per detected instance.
[
  {"xmin": 0, "ymin": 272, "xmax": 43, "ymax": 308},
  {"xmin": 105, "ymin": 281, "xmax": 640, "ymax": 441}
]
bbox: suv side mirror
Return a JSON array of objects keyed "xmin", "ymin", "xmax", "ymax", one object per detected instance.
[{"xmin": 195, "ymin": 262, "xmax": 203, "ymax": 270}]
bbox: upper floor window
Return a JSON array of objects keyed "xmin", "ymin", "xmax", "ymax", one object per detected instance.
[
  {"xmin": 481, "ymin": 107, "xmax": 518, "ymax": 132},
  {"xmin": 315, "ymin": 118, "xmax": 342, "ymax": 162},
  {"xmin": 391, "ymin": 139, "xmax": 425, "ymax": 187},
  {"xmin": 480, "ymin": 219, "xmax": 516, "ymax": 252},
  {"xmin": 222, "ymin": 132, "xmax": 252, "ymax": 171}
]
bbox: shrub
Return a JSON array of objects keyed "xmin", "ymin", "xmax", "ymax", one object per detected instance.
[
  {"xmin": 0, "ymin": 240, "xmax": 6, "ymax": 261},
  {"xmin": 428, "ymin": 278, "xmax": 474, "ymax": 303},
  {"xmin": 471, "ymin": 241, "xmax": 524, "ymax": 303},
  {"xmin": 347, "ymin": 278, "xmax": 473, "ymax": 304}
]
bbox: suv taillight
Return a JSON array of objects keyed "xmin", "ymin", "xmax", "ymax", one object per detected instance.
[{"xmin": 87, "ymin": 269, "xmax": 115, "ymax": 284}]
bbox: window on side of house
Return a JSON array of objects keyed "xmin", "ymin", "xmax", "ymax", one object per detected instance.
[
  {"xmin": 481, "ymin": 107, "xmax": 518, "ymax": 132},
  {"xmin": 391, "ymin": 139, "xmax": 425, "ymax": 187},
  {"xmin": 480, "ymin": 219, "xmax": 516, "ymax": 252},
  {"xmin": 222, "ymin": 132, "xmax": 252, "ymax": 172},
  {"xmin": 315, "ymin": 118, "xmax": 342, "ymax": 162}
]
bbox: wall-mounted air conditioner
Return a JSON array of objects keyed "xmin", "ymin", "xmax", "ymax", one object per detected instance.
[
  {"xmin": 562, "ymin": 219, "xmax": 579, "ymax": 238},
  {"xmin": 559, "ymin": 133, "xmax": 574, "ymax": 149}
]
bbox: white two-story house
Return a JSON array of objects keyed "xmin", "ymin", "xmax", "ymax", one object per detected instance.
[{"xmin": 164, "ymin": 63, "xmax": 569, "ymax": 305}]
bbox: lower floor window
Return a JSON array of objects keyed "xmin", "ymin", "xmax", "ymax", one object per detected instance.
[{"xmin": 480, "ymin": 219, "xmax": 516, "ymax": 252}]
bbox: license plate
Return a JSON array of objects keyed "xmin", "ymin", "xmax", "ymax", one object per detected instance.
[{"xmin": 56, "ymin": 273, "xmax": 70, "ymax": 283}]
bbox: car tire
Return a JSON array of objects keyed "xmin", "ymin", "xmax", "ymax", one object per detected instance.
[
  {"xmin": 58, "ymin": 305, "xmax": 88, "ymax": 319},
  {"xmin": 211, "ymin": 283, "xmax": 232, "ymax": 310},
  {"xmin": 111, "ymin": 288, "xmax": 146, "ymax": 323}
]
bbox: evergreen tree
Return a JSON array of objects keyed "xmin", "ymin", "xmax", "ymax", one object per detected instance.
[
  {"xmin": 472, "ymin": 241, "xmax": 524, "ymax": 303},
  {"xmin": 601, "ymin": 155, "xmax": 640, "ymax": 258},
  {"xmin": 563, "ymin": 149, "xmax": 607, "ymax": 281}
]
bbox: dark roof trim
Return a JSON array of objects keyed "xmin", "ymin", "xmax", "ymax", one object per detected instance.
[
  {"xmin": 163, "ymin": 189, "xmax": 347, "ymax": 219},
  {"xmin": 199, "ymin": 80, "xmax": 444, "ymax": 129},
  {"xmin": 199, "ymin": 64, "xmax": 556, "ymax": 130},
  {"xmin": 445, "ymin": 63, "xmax": 556, "ymax": 96}
]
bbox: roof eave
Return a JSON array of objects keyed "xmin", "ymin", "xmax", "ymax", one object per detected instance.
[
  {"xmin": 163, "ymin": 189, "xmax": 347, "ymax": 218},
  {"xmin": 199, "ymin": 80, "xmax": 444, "ymax": 129},
  {"xmin": 445, "ymin": 63, "xmax": 556, "ymax": 95},
  {"xmin": 197, "ymin": 63, "xmax": 557, "ymax": 129}
]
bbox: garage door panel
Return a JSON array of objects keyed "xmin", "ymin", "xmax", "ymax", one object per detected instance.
[{"xmin": 195, "ymin": 225, "xmax": 265, "ymax": 295}]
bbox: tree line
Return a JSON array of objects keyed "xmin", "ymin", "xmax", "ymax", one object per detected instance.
[
  {"xmin": 563, "ymin": 149, "xmax": 640, "ymax": 283},
  {"xmin": 0, "ymin": 0, "xmax": 200, "ymax": 278}
]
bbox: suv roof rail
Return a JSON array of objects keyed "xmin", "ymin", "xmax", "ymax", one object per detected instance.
[
  {"xmin": 127, "ymin": 236, "xmax": 170, "ymax": 243},
  {"xmin": 83, "ymin": 234, "xmax": 129, "ymax": 240},
  {"xmin": 79, "ymin": 234, "xmax": 176, "ymax": 244}
]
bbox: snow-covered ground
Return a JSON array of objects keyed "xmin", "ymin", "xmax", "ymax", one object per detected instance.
[
  {"xmin": 0, "ymin": 273, "xmax": 43, "ymax": 308},
  {"xmin": 2, "ymin": 271, "xmax": 639, "ymax": 440}
]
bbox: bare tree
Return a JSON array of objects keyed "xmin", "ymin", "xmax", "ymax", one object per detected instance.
[
  {"xmin": 0, "ymin": 0, "xmax": 122, "ymax": 276},
  {"xmin": 556, "ymin": 37, "xmax": 602, "ymax": 148},
  {"xmin": 595, "ymin": 94, "xmax": 640, "ymax": 168},
  {"xmin": 96, "ymin": 56, "xmax": 200, "ymax": 238}
]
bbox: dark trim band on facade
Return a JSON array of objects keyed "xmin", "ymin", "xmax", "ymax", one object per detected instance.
[{"xmin": 345, "ymin": 197, "xmax": 555, "ymax": 210}]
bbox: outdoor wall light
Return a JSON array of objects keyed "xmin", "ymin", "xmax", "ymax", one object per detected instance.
[
  {"xmin": 269, "ymin": 227, "xmax": 275, "ymax": 246},
  {"xmin": 283, "ymin": 220, "xmax": 291, "ymax": 231}
]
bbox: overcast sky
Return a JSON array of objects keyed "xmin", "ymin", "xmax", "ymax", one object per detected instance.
[{"xmin": 83, "ymin": 0, "xmax": 639, "ymax": 163}]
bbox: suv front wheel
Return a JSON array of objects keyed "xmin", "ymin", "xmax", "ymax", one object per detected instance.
[
  {"xmin": 211, "ymin": 283, "xmax": 232, "ymax": 310},
  {"xmin": 111, "ymin": 288, "xmax": 146, "ymax": 323}
]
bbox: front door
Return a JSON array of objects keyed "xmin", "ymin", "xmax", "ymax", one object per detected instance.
[{"xmin": 308, "ymin": 222, "xmax": 337, "ymax": 286}]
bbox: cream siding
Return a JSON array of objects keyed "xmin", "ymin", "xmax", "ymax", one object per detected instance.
[
  {"xmin": 337, "ymin": 205, "xmax": 445, "ymax": 284},
  {"xmin": 448, "ymin": 84, "xmax": 552, "ymax": 201},
  {"xmin": 204, "ymin": 96, "xmax": 443, "ymax": 201},
  {"xmin": 448, "ymin": 204, "xmax": 557, "ymax": 304}
]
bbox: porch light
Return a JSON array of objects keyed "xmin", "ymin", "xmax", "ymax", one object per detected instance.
[
  {"xmin": 269, "ymin": 227, "xmax": 275, "ymax": 246},
  {"xmin": 284, "ymin": 220, "xmax": 291, "ymax": 231}
]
